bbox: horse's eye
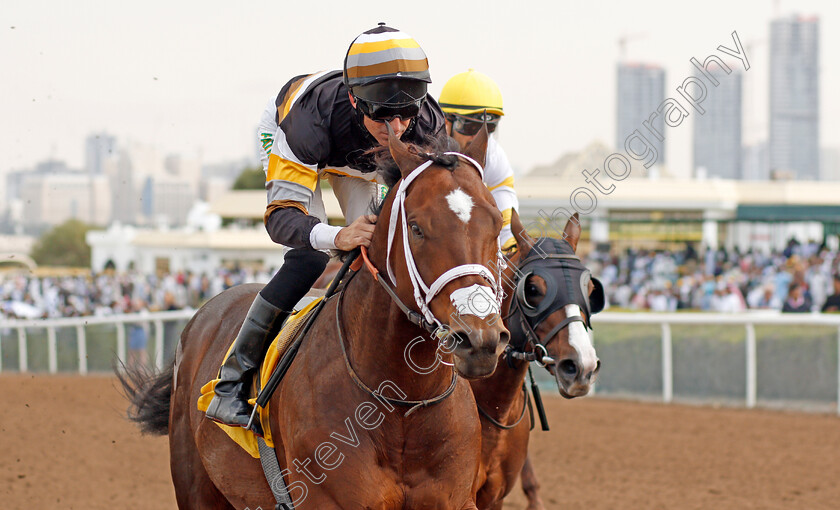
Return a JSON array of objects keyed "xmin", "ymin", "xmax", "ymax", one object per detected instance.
[
  {"xmin": 410, "ymin": 223, "xmax": 423, "ymax": 238},
  {"xmin": 524, "ymin": 279, "xmax": 544, "ymax": 308}
]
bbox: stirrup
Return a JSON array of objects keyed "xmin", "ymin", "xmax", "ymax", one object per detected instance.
[{"xmin": 246, "ymin": 406, "xmax": 264, "ymax": 436}]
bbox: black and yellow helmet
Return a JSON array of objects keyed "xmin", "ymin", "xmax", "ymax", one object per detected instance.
[{"xmin": 344, "ymin": 24, "xmax": 430, "ymax": 120}]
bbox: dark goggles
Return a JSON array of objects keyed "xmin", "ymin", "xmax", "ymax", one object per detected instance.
[
  {"xmin": 447, "ymin": 112, "xmax": 500, "ymax": 136},
  {"xmin": 352, "ymin": 79, "xmax": 427, "ymax": 122},
  {"xmin": 355, "ymin": 95, "xmax": 424, "ymax": 122}
]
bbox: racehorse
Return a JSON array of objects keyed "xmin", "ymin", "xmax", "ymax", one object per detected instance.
[
  {"xmin": 471, "ymin": 210, "xmax": 603, "ymax": 510},
  {"xmin": 119, "ymin": 126, "xmax": 510, "ymax": 509}
]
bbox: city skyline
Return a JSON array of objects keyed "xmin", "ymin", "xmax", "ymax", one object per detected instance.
[
  {"xmin": 693, "ymin": 67, "xmax": 743, "ymax": 179},
  {"xmin": 3, "ymin": 0, "xmax": 840, "ymax": 182},
  {"xmin": 616, "ymin": 62, "xmax": 666, "ymax": 173},
  {"xmin": 769, "ymin": 15, "xmax": 820, "ymax": 179}
]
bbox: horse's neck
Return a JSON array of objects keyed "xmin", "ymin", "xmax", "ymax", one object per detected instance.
[
  {"xmin": 340, "ymin": 268, "xmax": 455, "ymax": 401},
  {"xmin": 472, "ymin": 253, "xmax": 529, "ymax": 419},
  {"xmin": 471, "ymin": 353, "xmax": 529, "ymax": 421}
]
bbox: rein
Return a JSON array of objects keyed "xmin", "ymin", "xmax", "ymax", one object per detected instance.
[
  {"xmin": 335, "ymin": 272, "xmax": 457, "ymax": 417},
  {"xmin": 476, "ymin": 384, "xmax": 531, "ymax": 430},
  {"xmin": 350, "ymin": 246, "xmax": 438, "ymax": 334}
]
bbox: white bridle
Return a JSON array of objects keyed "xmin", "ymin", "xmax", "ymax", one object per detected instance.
[{"xmin": 385, "ymin": 152, "xmax": 505, "ymax": 330}]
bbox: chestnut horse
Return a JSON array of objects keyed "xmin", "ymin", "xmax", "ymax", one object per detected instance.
[
  {"xmin": 120, "ymin": 127, "xmax": 511, "ymax": 509},
  {"xmin": 471, "ymin": 211, "xmax": 603, "ymax": 510}
]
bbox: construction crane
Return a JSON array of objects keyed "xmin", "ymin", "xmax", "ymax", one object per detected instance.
[{"xmin": 617, "ymin": 32, "xmax": 647, "ymax": 61}]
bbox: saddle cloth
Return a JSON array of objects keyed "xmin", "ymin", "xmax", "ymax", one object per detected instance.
[{"xmin": 197, "ymin": 295, "xmax": 324, "ymax": 458}]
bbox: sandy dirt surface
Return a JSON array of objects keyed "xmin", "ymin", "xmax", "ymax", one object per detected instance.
[{"xmin": 2, "ymin": 374, "xmax": 839, "ymax": 509}]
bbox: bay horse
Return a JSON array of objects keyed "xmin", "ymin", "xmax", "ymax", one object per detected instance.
[
  {"xmin": 471, "ymin": 210, "xmax": 603, "ymax": 510},
  {"xmin": 119, "ymin": 126, "xmax": 510, "ymax": 509}
]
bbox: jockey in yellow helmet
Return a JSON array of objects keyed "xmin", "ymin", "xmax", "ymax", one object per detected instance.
[{"xmin": 439, "ymin": 69, "xmax": 518, "ymax": 252}]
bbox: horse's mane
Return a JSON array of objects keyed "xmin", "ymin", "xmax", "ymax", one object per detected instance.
[
  {"xmin": 368, "ymin": 135, "xmax": 462, "ymax": 190},
  {"xmin": 335, "ymin": 135, "xmax": 464, "ymax": 262}
]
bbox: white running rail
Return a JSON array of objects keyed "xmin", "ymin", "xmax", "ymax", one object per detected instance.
[
  {"xmin": 3, "ymin": 309, "xmax": 840, "ymax": 415},
  {"xmin": 0, "ymin": 310, "xmax": 196, "ymax": 374},
  {"xmin": 594, "ymin": 312, "xmax": 840, "ymax": 415}
]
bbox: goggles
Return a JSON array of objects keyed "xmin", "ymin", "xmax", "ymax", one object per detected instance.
[
  {"xmin": 355, "ymin": 95, "xmax": 424, "ymax": 122},
  {"xmin": 447, "ymin": 112, "xmax": 500, "ymax": 136},
  {"xmin": 352, "ymin": 80, "xmax": 427, "ymax": 122}
]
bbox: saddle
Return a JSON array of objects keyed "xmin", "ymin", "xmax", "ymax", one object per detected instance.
[{"xmin": 197, "ymin": 294, "xmax": 324, "ymax": 458}]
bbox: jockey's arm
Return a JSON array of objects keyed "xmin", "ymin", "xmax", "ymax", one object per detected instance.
[
  {"xmin": 261, "ymin": 139, "xmax": 374, "ymax": 251},
  {"xmin": 484, "ymin": 137, "xmax": 520, "ymax": 252}
]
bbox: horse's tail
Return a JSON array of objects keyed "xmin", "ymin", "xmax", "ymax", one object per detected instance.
[{"xmin": 116, "ymin": 360, "xmax": 174, "ymax": 435}]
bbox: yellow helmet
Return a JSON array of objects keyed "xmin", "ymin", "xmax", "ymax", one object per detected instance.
[{"xmin": 439, "ymin": 69, "xmax": 504, "ymax": 117}]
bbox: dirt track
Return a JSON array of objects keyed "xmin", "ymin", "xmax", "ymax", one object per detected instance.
[{"xmin": 2, "ymin": 375, "xmax": 839, "ymax": 509}]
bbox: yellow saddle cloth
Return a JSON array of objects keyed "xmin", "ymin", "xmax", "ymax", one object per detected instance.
[{"xmin": 197, "ymin": 296, "xmax": 323, "ymax": 458}]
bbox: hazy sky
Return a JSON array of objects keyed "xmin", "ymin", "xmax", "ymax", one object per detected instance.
[{"xmin": 2, "ymin": 0, "xmax": 838, "ymax": 182}]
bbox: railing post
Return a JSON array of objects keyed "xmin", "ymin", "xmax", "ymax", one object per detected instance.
[
  {"xmin": 746, "ymin": 323, "xmax": 757, "ymax": 408},
  {"xmin": 47, "ymin": 327, "xmax": 58, "ymax": 374},
  {"xmin": 116, "ymin": 322, "xmax": 126, "ymax": 371},
  {"xmin": 18, "ymin": 327, "xmax": 27, "ymax": 373},
  {"xmin": 661, "ymin": 322, "xmax": 672, "ymax": 403},
  {"xmin": 76, "ymin": 325, "xmax": 87, "ymax": 375},
  {"xmin": 154, "ymin": 319, "xmax": 164, "ymax": 370}
]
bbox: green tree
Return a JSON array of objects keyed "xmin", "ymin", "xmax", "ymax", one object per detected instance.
[
  {"xmin": 30, "ymin": 219, "xmax": 96, "ymax": 268},
  {"xmin": 232, "ymin": 167, "xmax": 265, "ymax": 190}
]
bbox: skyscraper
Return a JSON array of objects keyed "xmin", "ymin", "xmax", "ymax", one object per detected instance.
[
  {"xmin": 85, "ymin": 132, "xmax": 116, "ymax": 175},
  {"xmin": 693, "ymin": 67, "xmax": 742, "ymax": 179},
  {"xmin": 616, "ymin": 63, "xmax": 666, "ymax": 171},
  {"xmin": 85, "ymin": 132, "xmax": 116, "ymax": 223},
  {"xmin": 769, "ymin": 15, "xmax": 819, "ymax": 180}
]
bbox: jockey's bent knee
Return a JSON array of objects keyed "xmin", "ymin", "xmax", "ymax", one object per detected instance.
[{"xmin": 260, "ymin": 248, "xmax": 330, "ymax": 311}]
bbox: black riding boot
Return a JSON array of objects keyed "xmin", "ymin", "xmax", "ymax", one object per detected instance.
[{"xmin": 205, "ymin": 293, "xmax": 290, "ymax": 427}]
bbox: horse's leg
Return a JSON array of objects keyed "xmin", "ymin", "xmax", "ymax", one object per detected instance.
[
  {"xmin": 170, "ymin": 388, "xmax": 234, "ymax": 510},
  {"xmin": 520, "ymin": 455, "xmax": 546, "ymax": 510},
  {"xmin": 169, "ymin": 339, "xmax": 233, "ymax": 510}
]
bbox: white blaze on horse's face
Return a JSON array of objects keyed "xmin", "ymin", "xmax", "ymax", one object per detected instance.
[
  {"xmin": 565, "ymin": 303, "xmax": 598, "ymax": 378},
  {"xmin": 450, "ymin": 284, "xmax": 500, "ymax": 319},
  {"xmin": 445, "ymin": 188, "xmax": 474, "ymax": 224}
]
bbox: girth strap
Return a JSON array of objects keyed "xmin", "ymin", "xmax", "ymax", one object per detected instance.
[{"xmin": 257, "ymin": 437, "xmax": 295, "ymax": 510}]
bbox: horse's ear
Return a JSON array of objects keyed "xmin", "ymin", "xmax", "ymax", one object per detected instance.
[
  {"xmin": 387, "ymin": 123, "xmax": 424, "ymax": 179},
  {"xmin": 463, "ymin": 123, "xmax": 489, "ymax": 168},
  {"xmin": 563, "ymin": 213, "xmax": 581, "ymax": 253},
  {"xmin": 510, "ymin": 209, "xmax": 536, "ymax": 258}
]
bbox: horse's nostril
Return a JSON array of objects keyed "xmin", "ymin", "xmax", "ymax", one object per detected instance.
[
  {"xmin": 448, "ymin": 332, "xmax": 470, "ymax": 351},
  {"xmin": 498, "ymin": 330, "xmax": 510, "ymax": 346},
  {"xmin": 558, "ymin": 359, "xmax": 578, "ymax": 377},
  {"xmin": 594, "ymin": 359, "xmax": 602, "ymax": 374}
]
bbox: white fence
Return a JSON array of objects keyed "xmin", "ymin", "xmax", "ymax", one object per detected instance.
[
  {"xmin": 592, "ymin": 312, "xmax": 840, "ymax": 415},
  {"xmin": 3, "ymin": 309, "xmax": 839, "ymax": 414},
  {"xmin": 0, "ymin": 310, "xmax": 195, "ymax": 374}
]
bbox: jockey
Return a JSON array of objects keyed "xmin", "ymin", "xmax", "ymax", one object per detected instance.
[
  {"xmin": 206, "ymin": 28, "xmax": 519, "ymax": 428},
  {"xmin": 205, "ymin": 24, "xmax": 446, "ymax": 427},
  {"xmin": 439, "ymin": 69, "xmax": 519, "ymax": 253}
]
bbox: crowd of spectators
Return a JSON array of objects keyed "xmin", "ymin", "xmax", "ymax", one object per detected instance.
[
  {"xmin": 4, "ymin": 238, "xmax": 840, "ymax": 319},
  {"xmin": 584, "ymin": 239, "xmax": 840, "ymax": 313},
  {"xmin": 0, "ymin": 268, "xmax": 274, "ymax": 320}
]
